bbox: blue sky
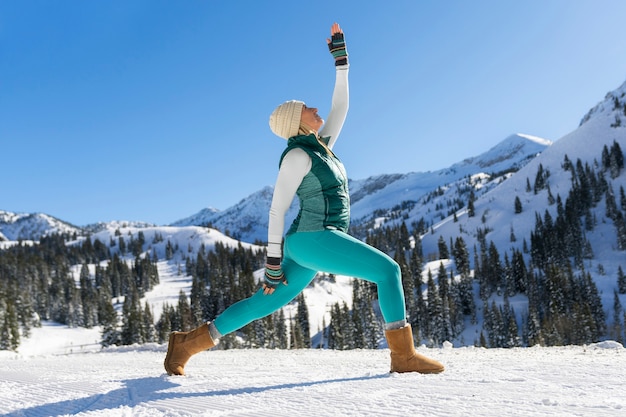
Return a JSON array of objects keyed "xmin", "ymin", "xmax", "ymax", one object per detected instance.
[{"xmin": 3, "ymin": 1, "xmax": 626, "ymax": 226}]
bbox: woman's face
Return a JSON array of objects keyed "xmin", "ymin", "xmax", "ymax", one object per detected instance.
[{"xmin": 300, "ymin": 105, "xmax": 324, "ymax": 131}]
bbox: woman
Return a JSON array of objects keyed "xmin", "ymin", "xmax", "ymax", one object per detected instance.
[{"xmin": 164, "ymin": 23, "xmax": 444, "ymax": 376}]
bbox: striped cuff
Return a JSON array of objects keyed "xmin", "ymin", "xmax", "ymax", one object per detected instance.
[{"xmin": 264, "ymin": 262, "xmax": 284, "ymax": 286}]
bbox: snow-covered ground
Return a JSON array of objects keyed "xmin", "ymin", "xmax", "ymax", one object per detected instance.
[{"xmin": 0, "ymin": 324, "xmax": 624, "ymax": 417}]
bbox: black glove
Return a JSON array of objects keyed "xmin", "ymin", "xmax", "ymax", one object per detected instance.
[{"xmin": 328, "ymin": 31, "xmax": 348, "ymax": 66}]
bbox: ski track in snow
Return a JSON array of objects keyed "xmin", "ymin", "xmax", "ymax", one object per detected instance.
[{"xmin": 0, "ymin": 344, "xmax": 624, "ymax": 417}]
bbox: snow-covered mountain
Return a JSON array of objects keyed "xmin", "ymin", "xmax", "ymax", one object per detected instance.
[
  {"xmin": 169, "ymin": 187, "xmax": 298, "ymax": 244},
  {"xmin": 420, "ymin": 80, "xmax": 626, "ymax": 258},
  {"xmin": 0, "ymin": 211, "xmax": 158, "ymax": 243},
  {"xmin": 0, "ymin": 210, "xmax": 81, "ymax": 241},
  {"xmin": 349, "ymin": 133, "xmax": 551, "ymax": 222}
]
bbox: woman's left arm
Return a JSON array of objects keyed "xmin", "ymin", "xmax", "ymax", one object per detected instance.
[
  {"xmin": 320, "ymin": 66, "xmax": 349, "ymax": 149},
  {"xmin": 320, "ymin": 23, "xmax": 349, "ymax": 149}
]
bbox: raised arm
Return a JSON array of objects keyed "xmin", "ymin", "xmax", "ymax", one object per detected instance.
[{"xmin": 320, "ymin": 23, "xmax": 349, "ymax": 149}]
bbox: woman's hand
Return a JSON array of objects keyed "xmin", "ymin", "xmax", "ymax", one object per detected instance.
[{"xmin": 327, "ymin": 22, "xmax": 348, "ymax": 66}]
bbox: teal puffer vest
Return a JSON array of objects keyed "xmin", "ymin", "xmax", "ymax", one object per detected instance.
[{"xmin": 279, "ymin": 134, "xmax": 350, "ymax": 235}]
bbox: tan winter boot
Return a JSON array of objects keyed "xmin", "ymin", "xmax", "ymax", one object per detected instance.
[
  {"xmin": 164, "ymin": 323, "xmax": 215, "ymax": 376},
  {"xmin": 385, "ymin": 324, "xmax": 445, "ymax": 374}
]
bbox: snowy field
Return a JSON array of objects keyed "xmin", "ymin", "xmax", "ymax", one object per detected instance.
[{"xmin": 0, "ymin": 324, "xmax": 624, "ymax": 417}]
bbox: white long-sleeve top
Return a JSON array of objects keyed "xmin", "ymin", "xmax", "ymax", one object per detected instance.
[{"xmin": 267, "ymin": 65, "xmax": 349, "ymax": 259}]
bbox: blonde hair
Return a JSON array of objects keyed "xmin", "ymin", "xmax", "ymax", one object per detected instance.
[
  {"xmin": 298, "ymin": 122, "xmax": 317, "ymax": 137},
  {"xmin": 299, "ymin": 122, "xmax": 335, "ymax": 156}
]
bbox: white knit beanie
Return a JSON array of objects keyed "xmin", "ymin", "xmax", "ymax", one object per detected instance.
[{"xmin": 269, "ymin": 100, "xmax": 304, "ymax": 139}]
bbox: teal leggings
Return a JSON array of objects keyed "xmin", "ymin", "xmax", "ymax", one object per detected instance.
[{"xmin": 213, "ymin": 229, "xmax": 406, "ymax": 336}]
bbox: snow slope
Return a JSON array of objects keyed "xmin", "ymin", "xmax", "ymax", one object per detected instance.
[{"xmin": 0, "ymin": 327, "xmax": 624, "ymax": 417}]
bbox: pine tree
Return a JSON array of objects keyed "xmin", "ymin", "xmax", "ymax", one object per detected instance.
[
  {"xmin": 409, "ymin": 243, "xmax": 424, "ymax": 290},
  {"xmin": 290, "ymin": 315, "xmax": 304, "ymax": 349},
  {"xmin": 514, "ymin": 196, "xmax": 523, "ymax": 214},
  {"xmin": 452, "ymin": 236, "xmax": 470, "ymax": 278},
  {"xmin": 510, "ymin": 250, "xmax": 528, "ymax": 294},
  {"xmin": 327, "ymin": 303, "xmax": 342, "ymax": 349},
  {"xmin": 609, "ymin": 140, "xmax": 624, "ymax": 179},
  {"xmin": 1, "ymin": 301, "xmax": 20, "ymax": 351},
  {"xmin": 351, "ymin": 280, "xmax": 366, "ymax": 349},
  {"xmin": 547, "ymin": 185, "xmax": 555, "ymax": 205},
  {"xmin": 437, "ymin": 263, "xmax": 453, "ymax": 343},
  {"xmin": 486, "ymin": 241, "xmax": 504, "ymax": 295},
  {"xmin": 120, "ymin": 286, "xmax": 143, "ymax": 345},
  {"xmin": 503, "ymin": 298, "xmax": 521, "ymax": 347},
  {"xmin": 98, "ymin": 275, "xmax": 120, "ymax": 347},
  {"xmin": 155, "ymin": 303, "xmax": 174, "ymax": 344},
  {"xmin": 16, "ymin": 288, "xmax": 37, "ymax": 339},
  {"xmin": 296, "ymin": 293, "xmax": 311, "ymax": 348},
  {"xmin": 611, "ymin": 290, "xmax": 624, "ymax": 344},
  {"xmin": 534, "ymin": 163, "xmax": 546, "ymax": 194},
  {"xmin": 467, "ymin": 191, "xmax": 476, "ymax": 217},
  {"xmin": 613, "ymin": 212, "xmax": 626, "ymax": 250},
  {"xmin": 265, "ymin": 314, "xmax": 278, "ymax": 349},
  {"xmin": 142, "ymin": 302, "xmax": 156, "ymax": 343},
  {"xmin": 580, "ymin": 272, "xmax": 606, "ymax": 340},
  {"xmin": 437, "ymin": 235, "xmax": 450, "ymax": 259},
  {"xmin": 190, "ymin": 275, "xmax": 207, "ymax": 327},
  {"xmin": 426, "ymin": 270, "xmax": 444, "ymax": 346},
  {"xmin": 276, "ymin": 309, "xmax": 288, "ymax": 349},
  {"xmin": 342, "ymin": 302, "xmax": 356, "ymax": 349},
  {"xmin": 618, "ymin": 266, "xmax": 626, "ymax": 294},
  {"xmin": 79, "ymin": 263, "xmax": 97, "ymax": 328},
  {"xmin": 525, "ymin": 307, "xmax": 544, "ymax": 347},
  {"xmin": 177, "ymin": 290, "xmax": 193, "ymax": 332}
]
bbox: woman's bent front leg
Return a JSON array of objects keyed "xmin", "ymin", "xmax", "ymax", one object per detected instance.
[{"xmin": 213, "ymin": 259, "xmax": 317, "ymax": 336}]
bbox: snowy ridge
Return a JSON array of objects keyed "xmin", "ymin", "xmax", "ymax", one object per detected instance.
[
  {"xmin": 0, "ymin": 210, "xmax": 81, "ymax": 241},
  {"xmin": 171, "ymin": 185, "xmax": 300, "ymax": 244},
  {"xmin": 580, "ymin": 78, "xmax": 626, "ymax": 126},
  {"xmin": 349, "ymin": 133, "xmax": 551, "ymax": 221},
  {"xmin": 83, "ymin": 220, "xmax": 157, "ymax": 234},
  {"xmin": 84, "ymin": 224, "xmax": 261, "ymax": 260},
  {"xmin": 447, "ymin": 133, "xmax": 551, "ymax": 171},
  {"xmin": 169, "ymin": 207, "xmax": 220, "ymax": 228}
]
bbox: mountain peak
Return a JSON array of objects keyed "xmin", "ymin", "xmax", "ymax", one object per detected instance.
[
  {"xmin": 455, "ymin": 133, "xmax": 552, "ymax": 172},
  {"xmin": 515, "ymin": 133, "xmax": 553, "ymax": 146},
  {"xmin": 170, "ymin": 207, "xmax": 220, "ymax": 227}
]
